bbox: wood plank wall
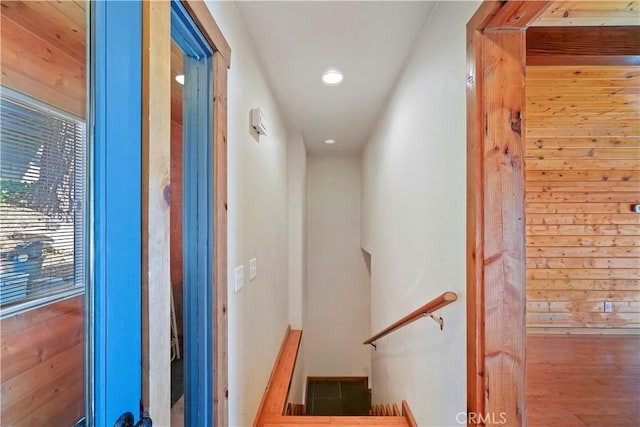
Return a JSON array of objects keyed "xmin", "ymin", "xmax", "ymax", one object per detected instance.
[
  {"xmin": 525, "ymin": 65, "xmax": 640, "ymax": 333},
  {"xmin": 534, "ymin": 1, "xmax": 640, "ymax": 27},
  {"xmin": 1, "ymin": 296, "xmax": 84, "ymax": 425},
  {"xmin": 1, "ymin": 2, "xmax": 86, "ymax": 424},
  {"xmin": 0, "ymin": 1, "xmax": 85, "ymax": 117}
]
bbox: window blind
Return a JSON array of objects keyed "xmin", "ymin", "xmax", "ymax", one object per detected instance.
[{"xmin": 0, "ymin": 88, "xmax": 85, "ymax": 310}]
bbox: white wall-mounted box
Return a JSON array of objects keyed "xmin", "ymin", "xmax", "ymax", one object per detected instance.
[{"xmin": 251, "ymin": 108, "xmax": 267, "ymax": 136}]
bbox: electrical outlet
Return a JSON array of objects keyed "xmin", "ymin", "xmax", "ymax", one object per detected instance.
[
  {"xmin": 603, "ymin": 301, "xmax": 613, "ymax": 313},
  {"xmin": 249, "ymin": 258, "xmax": 257, "ymax": 281},
  {"xmin": 234, "ymin": 265, "xmax": 244, "ymax": 293}
]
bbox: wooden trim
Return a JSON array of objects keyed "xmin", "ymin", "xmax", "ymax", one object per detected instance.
[
  {"xmin": 363, "ymin": 292, "xmax": 457, "ymax": 345},
  {"xmin": 401, "ymin": 400, "xmax": 417, "ymax": 427},
  {"xmin": 467, "ymin": 2, "xmax": 551, "ymax": 426},
  {"xmin": 212, "ymin": 50, "xmax": 229, "ymax": 427},
  {"xmin": 483, "ymin": 29, "xmax": 528, "ymax": 427},
  {"xmin": 484, "ymin": 1, "xmax": 552, "ymax": 30},
  {"xmin": 254, "ymin": 327, "xmax": 303, "ymax": 426},
  {"xmin": 526, "ymin": 26, "xmax": 640, "ymax": 66},
  {"xmin": 141, "ymin": 0, "xmax": 172, "ymax": 422},
  {"xmin": 467, "ymin": 1, "xmax": 502, "ymax": 31},
  {"xmin": 466, "ymin": 8, "xmax": 491, "ymax": 420},
  {"xmin": 182, "ymin": 0, "xmax": 231, "ymax": 67}
]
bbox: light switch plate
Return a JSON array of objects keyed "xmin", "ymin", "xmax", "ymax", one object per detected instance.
[
  {"xmin": 249, "ymin": 258, "xmax": 257, "ymax": 281},
  {"xmin": 234, "ymin": 266, "xmax": 244, "ymax": 293},
  {"xmin": 604, "ymin": 301, "xmax": 612, "ymax": 313}
]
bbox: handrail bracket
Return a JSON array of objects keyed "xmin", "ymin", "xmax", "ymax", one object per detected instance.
[
  {"xmin": 363, "ymin": 291, "xmax": 457, "ymax": 346},
  {"xmin": 369, "ymin": 342, "xmax": 377, "ymax": 350},
  {"xmin": 425, "ymin": 312, "xmax": 444, "ymax": 330}
]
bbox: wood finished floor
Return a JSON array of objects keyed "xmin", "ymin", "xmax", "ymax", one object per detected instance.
[
  {"xmin": 527, "ymin": 335, "xmax": 640, "ymax": 427},
  {"xmin": 170, "ymin": 395, "xmax": 184, "ymax": 427}
]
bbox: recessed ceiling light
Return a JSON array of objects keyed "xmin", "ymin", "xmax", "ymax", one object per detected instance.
[
  {"xmin": 324, "ymin": 139, "xmax": 336, "ymax": 144},
  {"xmin": 175, "ymin": 74, "xmax": 185, "ymax": 85},
  {"xmin": 322, "ymin": 69, "xmax": 343, "ymax": 86}
]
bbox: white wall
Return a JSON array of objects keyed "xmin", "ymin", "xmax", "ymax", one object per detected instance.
[
  {"xmin": 205, "ymin": 2, "xmax": 291, "ymax": 426},
  {"xmin": 305, "ymin": 153, "xmax": 371, "ymax": 381},
  {"xmin": 361, "ymin": 2, "xmax": 479, "ymax": 426},
  {"xmin": 287, "ymin": 132, "xmax": 307, "ymax": 403},
  {"xmin": 288, "ymin": 132, "xmax": 307, "ymax": 331}
]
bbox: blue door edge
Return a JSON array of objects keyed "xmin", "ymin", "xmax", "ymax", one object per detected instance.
[{"xmin": 89, "ymin": 1, "xmax": 143, "ymax": 425}]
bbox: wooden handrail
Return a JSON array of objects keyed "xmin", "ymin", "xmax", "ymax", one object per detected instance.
[
  {"xmin": 254, "ymin": 326, "xmax": 303, "ymax": 426},
  {"xmin": 402, "ymin": 400, "xmax": 417, "ymax": 427},
  {"xmin": 363, "ymin": 292, "xmax": 457, "ymax": 345}
]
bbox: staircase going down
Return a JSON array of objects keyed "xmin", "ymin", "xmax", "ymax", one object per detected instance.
[
  {"xmin": 253, "ymin": 327, "xmax": 418, "ymax": 427},
  {"xmin": 370, "ymin": 403, "xmax": 401, "ymax": 416}
]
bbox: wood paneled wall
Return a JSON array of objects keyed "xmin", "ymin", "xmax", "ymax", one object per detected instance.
[
  {"xmin": 1, "ymin": 2, "xmax": 86, "ymax": 424},
  {"xmin": 533, "ymin": 1, "xmax": 640, "ymax": 27},
  {"xmin": 1, "ymin": 296, "xmax": 84, "ymax": 425},
  {"xmin": 525, "ymin": 65, "xmax": 640, "ymax": 333},
  {"xmin": 0, "ymin": 1, "xmax": 86, "ymax": 117}
]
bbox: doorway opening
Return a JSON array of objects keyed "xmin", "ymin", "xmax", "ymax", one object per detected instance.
[
  {"xmin": 467, "ymin": 2, "xmax": 640, "ymax": 425},
  {"xmin": 143, "ymin": 1, "xmax": 230, "ymax": 425},
  {"xmin": 169, "ymin": 1, "xmax": 215, "ymax": 425}
]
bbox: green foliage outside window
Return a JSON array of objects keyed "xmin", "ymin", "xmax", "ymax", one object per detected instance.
[{"xmin": 0, "ymin": 178, "xmax": 35, "ymax": 206}]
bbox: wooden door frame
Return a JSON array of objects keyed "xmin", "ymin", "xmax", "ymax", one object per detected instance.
[
  {"xmin": 142, "ymin": 0, "xmax": 230, "ymax": 425},
  {"xmin": 466, "ymin": 2, "xmax": 551, "ymax": 426}
]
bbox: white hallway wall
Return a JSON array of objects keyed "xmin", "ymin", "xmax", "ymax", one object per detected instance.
[
  {"xmin": 205, "ymin": 2, "xmax": 291, "ymax": 426},
  {"xmin": 305, "ymin": 153, "xmax": 371, "ymax": 381},
  {"xmin": 288, "ymin": 132, "xmax": 307, "ymax": 403},
  {"xmin": 361, "ymin": 2, "xmax": 480, "ymax": 426}
]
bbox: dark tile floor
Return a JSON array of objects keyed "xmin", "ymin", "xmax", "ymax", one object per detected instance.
[
  {"xmin": 306, "ymin": 379, "xmax": 371, "ymax": 415},
  {"xmin": 171, "ymin": 358, "xmax": 184, "ymax": 407}
]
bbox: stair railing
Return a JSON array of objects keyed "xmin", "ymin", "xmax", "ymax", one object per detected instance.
[{"xmin": 363, "ymin": 291, "xmax": 457, "ymax": 349}]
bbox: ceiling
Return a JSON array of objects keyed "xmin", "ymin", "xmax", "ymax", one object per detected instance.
[{"xmin": 235, "ymin": 1, "xmax": 436, "ymax": 152}]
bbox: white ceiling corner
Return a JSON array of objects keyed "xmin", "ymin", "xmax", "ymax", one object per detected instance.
[{"xmin": 235, "ymin": 1, "xmax": 437, "ymax": 152}]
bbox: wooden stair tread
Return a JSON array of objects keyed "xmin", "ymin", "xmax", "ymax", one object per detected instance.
[{"xmin": 262, "ymin": 415, "xmax": 409, "ymax": 426}]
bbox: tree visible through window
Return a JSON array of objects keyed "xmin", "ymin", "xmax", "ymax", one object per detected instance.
[{"xmin": 0, "ymin": 88, "xmax": 85, "ymax": 312}]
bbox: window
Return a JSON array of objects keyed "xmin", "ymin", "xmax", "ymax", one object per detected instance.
[{"xmin": 0, "ymin": 87, "xmax": 86, "ymax": 315}]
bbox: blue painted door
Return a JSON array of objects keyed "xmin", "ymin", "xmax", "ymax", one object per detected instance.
[{"xmin": 90, "ymin": 1, "xmax": 143, "ymax": 425}]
